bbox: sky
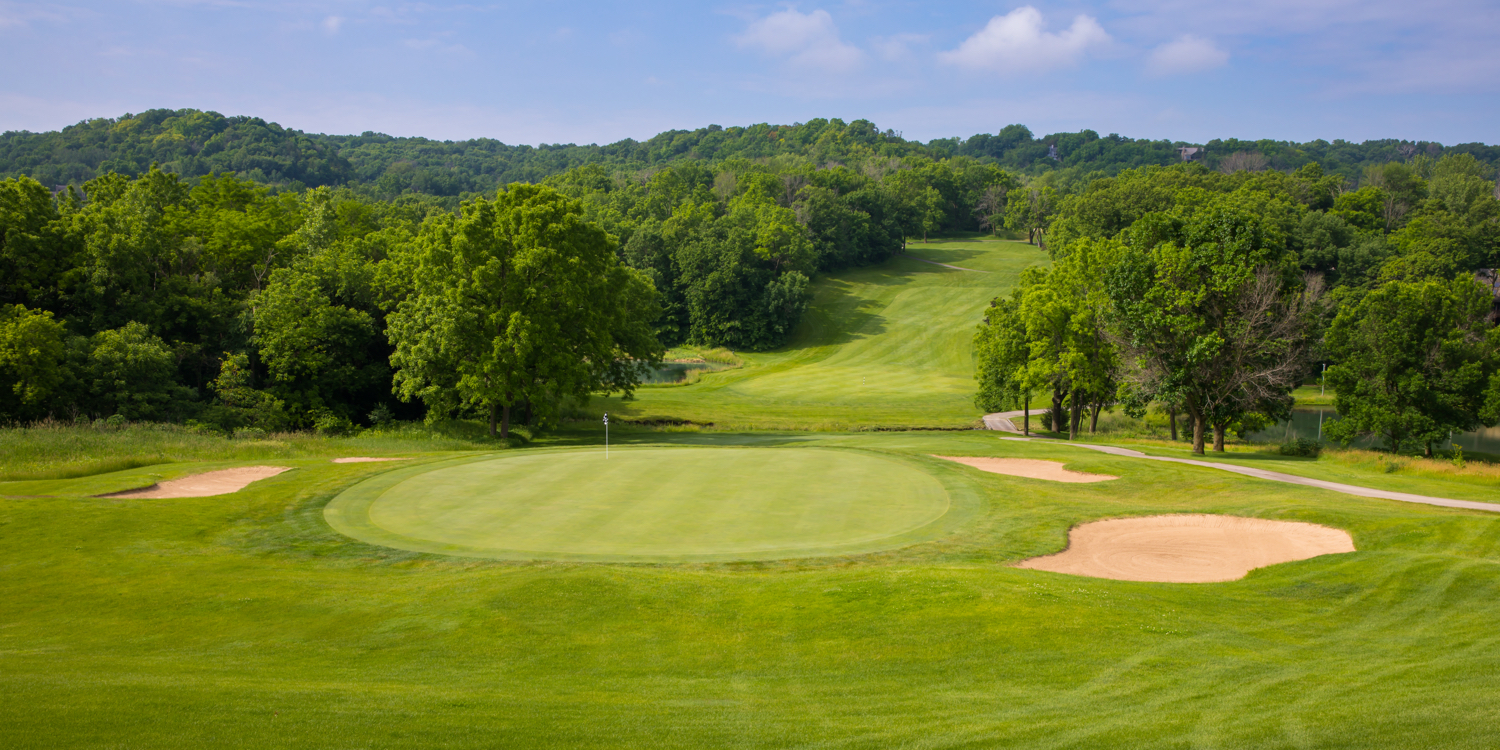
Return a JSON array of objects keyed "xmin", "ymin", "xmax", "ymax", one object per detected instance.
[{"xmin": 2, "ymin": 1, "xmax": 1498, "ymax": 146}]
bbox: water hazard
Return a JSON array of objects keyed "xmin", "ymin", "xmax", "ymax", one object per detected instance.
[{"xmin": 1250, "ymin": 406, "xmax": 1500, "ymax": 455}]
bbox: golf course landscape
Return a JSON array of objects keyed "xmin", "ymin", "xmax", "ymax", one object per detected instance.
[{"xmin": 4, "ymin": 236, "xmax": 1499, "ymax": 748}]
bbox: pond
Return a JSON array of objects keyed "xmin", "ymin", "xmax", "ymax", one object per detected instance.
[
  {"xmin": 640, "ymin": 361, "xmax": 719, "ymax": 384},
  {"xmin": 1249, "ymin": 406, "xmax": 1500, "ymax": 455}
]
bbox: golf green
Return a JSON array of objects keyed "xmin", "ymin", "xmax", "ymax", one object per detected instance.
[{"xmin": 325, "ymin": 447, "xmax": 970, "ymax": 561}]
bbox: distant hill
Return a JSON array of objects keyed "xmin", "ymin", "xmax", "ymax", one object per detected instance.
[{"xmin": 4, "ymin": 108, "xmax": 1497, "ymax": 198}]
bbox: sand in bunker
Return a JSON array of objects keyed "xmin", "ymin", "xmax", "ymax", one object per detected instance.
[
  {"xmin": 1018, "ymin": 514, "xmax": 1355, "ymax": 583},
  {"xmin": 332, "ymin": 457, "xmax": 408, "ymax": 463},
  {"xmin": 933, "ymin": 456, "xmax": 1117, "ymax": 483},
  {"xmin": 100, "ymin": 466, "xmax": 290, "ymax": 499}
]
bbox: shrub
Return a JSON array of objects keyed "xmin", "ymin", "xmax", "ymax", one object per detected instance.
[
  {"xmin": 313, "ymin": 410, "xmax": 357, "ymax": 436},
  {"xmin": 1278, "ymin": 438, "xmax": 1322, "ymax": 457},
  {"xmin": 367, "ymin": 404, "xmax": 394, "ymax": 426},
  {"xmin": 233, "ymin": 427, "xmax": 269, "ymax": 440}
]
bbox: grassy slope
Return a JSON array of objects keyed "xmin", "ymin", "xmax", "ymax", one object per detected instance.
[
  {"xmin": 3, "ymin": 429, "xmax": 1499, "ymax": 748},
  {"xmin": 593, "ymin": 237, "xmax": 1049, "ymax": 429}
]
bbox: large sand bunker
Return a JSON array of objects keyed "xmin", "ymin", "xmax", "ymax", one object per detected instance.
[
  {"xmin": 933, "ymin": 456, "xmax": 1117, "ymax": 483},
  {"xmin": 100, "ymin": 466, "xmax": 290, "ymax": 499},
  {"xmin": 1017, "ymin": 514, "xmax": 1355, "ymax": 583}
]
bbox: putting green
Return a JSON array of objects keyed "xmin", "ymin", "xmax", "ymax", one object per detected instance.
[{"xmin": 325, "ymin": 447, "xmax": 973, "ymax": 561}]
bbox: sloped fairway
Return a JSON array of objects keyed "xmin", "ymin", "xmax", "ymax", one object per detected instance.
[
  {"xmin": 325, "ymin": 447, "xmax": 969, "ymax": 561},
  {"xmin": 594, "ymin": 237, "xmax": 1048, "ymax": 428}
]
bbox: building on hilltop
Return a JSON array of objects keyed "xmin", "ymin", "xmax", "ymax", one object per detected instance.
[
  {"xmin": 1047, "ymin": 144, "xmax": 1060, "ymax": 161},
  {"xmin": 1178, "ymin": 147, "xmax": 1206, "ymax": 162},
  {"xmin": 1478, "ymin": 269, "xmax": 1500, "ymax": 326}
]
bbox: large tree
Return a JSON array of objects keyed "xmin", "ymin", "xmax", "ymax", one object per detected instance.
[
  {"xmin": 1106, "ymin": 207, "xmax": 1323, "ymax": 454},
  {"xmin": 1324, "ymin": 276, "xmax": 1499, "ymax": 455},
  {"xmin": 386, "ymin": 184, "xmax": 662, "ymax": 438}
]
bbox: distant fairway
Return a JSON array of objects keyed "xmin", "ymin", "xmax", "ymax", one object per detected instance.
[
  {"xmin": 326, "ymin": 447, "xmax": 966, "ymax": 561},
  {"xmin": 595, "ymin": 236, "xmax": 1049, "ymax": 428}
]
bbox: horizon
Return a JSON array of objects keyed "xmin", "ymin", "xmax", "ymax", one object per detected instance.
[
  {"xmin": 9, "ymin": 108, "xmax": 1495, "ymax": 152},
  {"xmin": 3, "ymin": 2, "xmax": 1497, "ymax": 147}
]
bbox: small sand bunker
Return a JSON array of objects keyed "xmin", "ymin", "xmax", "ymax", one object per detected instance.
[
  {"xmin": 332, "ymin": 457, "xmax": 408, "ymax": 464},
  {"xmin": 99, "ymin": 466, "xmax": 290, "ymax": 499},
  {"xmin": 933, "ymin": 455, "xmax": 1117, "ymax": 483},
  {"xmin": 1018, "ymin": 514, "xmax": 1355, "ymax": 583}
]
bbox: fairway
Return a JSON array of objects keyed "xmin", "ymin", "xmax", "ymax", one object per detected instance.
[
  {"xmin": 594, "ymin": 237, "xmax": 1049, "ymax": 428},
  {"xmin": 326, "ymin": 447, "xmax": 964, "ymax": 561}
]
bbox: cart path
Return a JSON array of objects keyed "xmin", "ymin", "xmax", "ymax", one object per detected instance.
[
  {"xmin": 998, "ymin": 437, "xmax": 1500, "ymax": 514},
  {"xmin": 982, "ymin": 409, "xmax": 1051, "ymax": 433}
]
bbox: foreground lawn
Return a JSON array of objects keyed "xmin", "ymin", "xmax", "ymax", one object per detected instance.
[
  {"xmin": 3, "ymin": 428, "xmax": 1499, "ymax": 748},
  {"xmin": 591, "ymin": 237, "xmax": 1049, "ymax": 429}
]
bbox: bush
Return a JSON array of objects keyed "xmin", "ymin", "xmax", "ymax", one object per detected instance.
[
  {"xmin": 104, "ymin": 414, "xmax": 128, "ymax": 428},
  {"xmin": 183, "ymin": 419, "xmax": 225, "ymax": 436},
  {"xmin": 233, "ymin": 427, "xmax": 269, "ymax": 440},
  {"xmin": 367, "ymin": 404, "xmax": 394, "ymax": 427},
  {"xmin": 313, "ymin": 410, "xmax": 357, "ymax": 436},
  {"xmin": 1278, "ymin": 438, "xmax": 1322, "ymax": 457}
]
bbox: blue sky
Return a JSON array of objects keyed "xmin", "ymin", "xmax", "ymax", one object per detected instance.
[{"xmin": 2, "ymin": 1, "xmax": 1497, "ymax": 146}]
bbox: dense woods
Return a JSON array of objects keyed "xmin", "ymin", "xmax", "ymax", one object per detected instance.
[
  {"xmin": 6, "ymin": 109, "xmax": 1499, "ymax": 199},
  {"xmin": 976, "ymin": 156, "xmax": 1500, "ymax": 455}
]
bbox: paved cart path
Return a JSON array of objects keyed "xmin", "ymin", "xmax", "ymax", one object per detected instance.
[{"xmin": 998, "ymin": 436, "xmax": 1500, "ymax": 514}]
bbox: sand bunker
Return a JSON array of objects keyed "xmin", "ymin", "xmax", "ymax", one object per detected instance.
[
  {"xmin": 933, "ymin": 456, "xmax": 1117, "ymax": 483},
  {"xmin": 332, "ymin": 457, "xmax": 408, "ymax": 464},
  {"xmin": 100, "ymin": 466, "xmax": 290, "ymax": 499},
  {"xmin": 1018, "ymin": 514, "xmax": 1355, "ymax": 583}
]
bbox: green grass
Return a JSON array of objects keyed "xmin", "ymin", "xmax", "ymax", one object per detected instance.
[
  {"xmin": 3, "ymin": 428, "xmax": 1500, "ymax": 748},
  {"xmin": 7, "ymin": 237, "xmax": 1500, "ymax": 747},
  {"xmin": 326, "ymin": 446, "xmax": 976, "ymax": 561},
  {"xmin": 594, "ymin": 236, "xmax": 1049, "ymax": 429}
]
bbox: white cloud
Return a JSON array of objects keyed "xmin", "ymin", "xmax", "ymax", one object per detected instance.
[
  {"xmin": 1146, "ymin": 34, "xmax": 1228, "ymax": 75},
  {"xmin": 735, "ymin": 9, "xmax": 863, "ymax": 74},
  {"xmin": 321, "ymin": 15, "xmax": 342, "ymax": 34},
  {"xmin": 939, "ymin": 6, "xmax": 1110, "ymax": 73},
  {"xmin": 871, "ymin": 33, "xmax": 928, "ymax": 62}
]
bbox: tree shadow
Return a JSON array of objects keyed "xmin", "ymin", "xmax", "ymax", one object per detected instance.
[{"xmin": 533, "ymin": 428, "xmax": 820, "ymax": 450}]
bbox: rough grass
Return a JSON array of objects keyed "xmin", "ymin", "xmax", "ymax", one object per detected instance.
[
  {"xmin": 3, "ymin": 429, "xmax": 1499, "ymax": 748},
  {"xmin": 0, "ymin": 419, "xmax": 501, "ymax": 481}
]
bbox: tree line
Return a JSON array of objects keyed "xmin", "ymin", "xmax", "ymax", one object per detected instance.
[
  {"xmin": 6, "ymin": 109, "xmax": 1498, "ymax": 202},
  {"xmin": 975, "ymin": 155, "xmax": 1500, "ymax": 456},
  {"xmin": 0, "ymin": 151, "xmax": 1018, "ymax": 434}
]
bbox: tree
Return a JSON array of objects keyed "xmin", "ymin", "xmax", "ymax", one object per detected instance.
[
  {"xmin": 1324, "ymin": 276, "xmax": 1499, "ymax": 455},
  {"xmin": 86, "ymin": 322, "xmax": 182, "ymax": 420},
  {"xmin": 0, "ymin": 177, "xmax": 72, "ymax": 309},
  {"xmin": 1106, "ymin": 206, "xmax": 1323, "ymax": 454},
  {"xmin": 1005, "ymin": 186, "xmax": 1057, "ymax": 247},
  {"xmin": 973, "ymin": 184, "xmax": 1008, "ymax": 236},
  {"xmin": 974, "ymin": 292, "xmax": 1030, "ymax": 431},
  {"xmin": 0, "ymin": 304, "xmax": 70, "ymax": 421},
  {"xmin": 386, "ymin": 184, "xmax": 662, "ymax": 438}
]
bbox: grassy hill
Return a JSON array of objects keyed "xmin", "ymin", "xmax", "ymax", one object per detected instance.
[{"xmin": 594, "ymin": 234, "xmax": 1048, "ymax": 429}]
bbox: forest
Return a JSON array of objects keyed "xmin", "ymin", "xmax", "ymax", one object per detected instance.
[
  {"xmin": 5, "ymin": 108, "xmax": 1500, "ymax": 199},
  {"xmin": 975, "ymin": 155, "xmax": 1500, "ymax": 455},
  {"xmin": 0, "ymin": 141, "xmax": 1021, "ymax": 435},
  {"xmin": 2, "ymin": 109, "xmax": 1499, "ymax": 449}
]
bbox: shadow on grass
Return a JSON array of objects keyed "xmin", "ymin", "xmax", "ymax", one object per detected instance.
[{"xmin": 533, "ymin": 426, "xmax": 819, "ymax": 450}]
